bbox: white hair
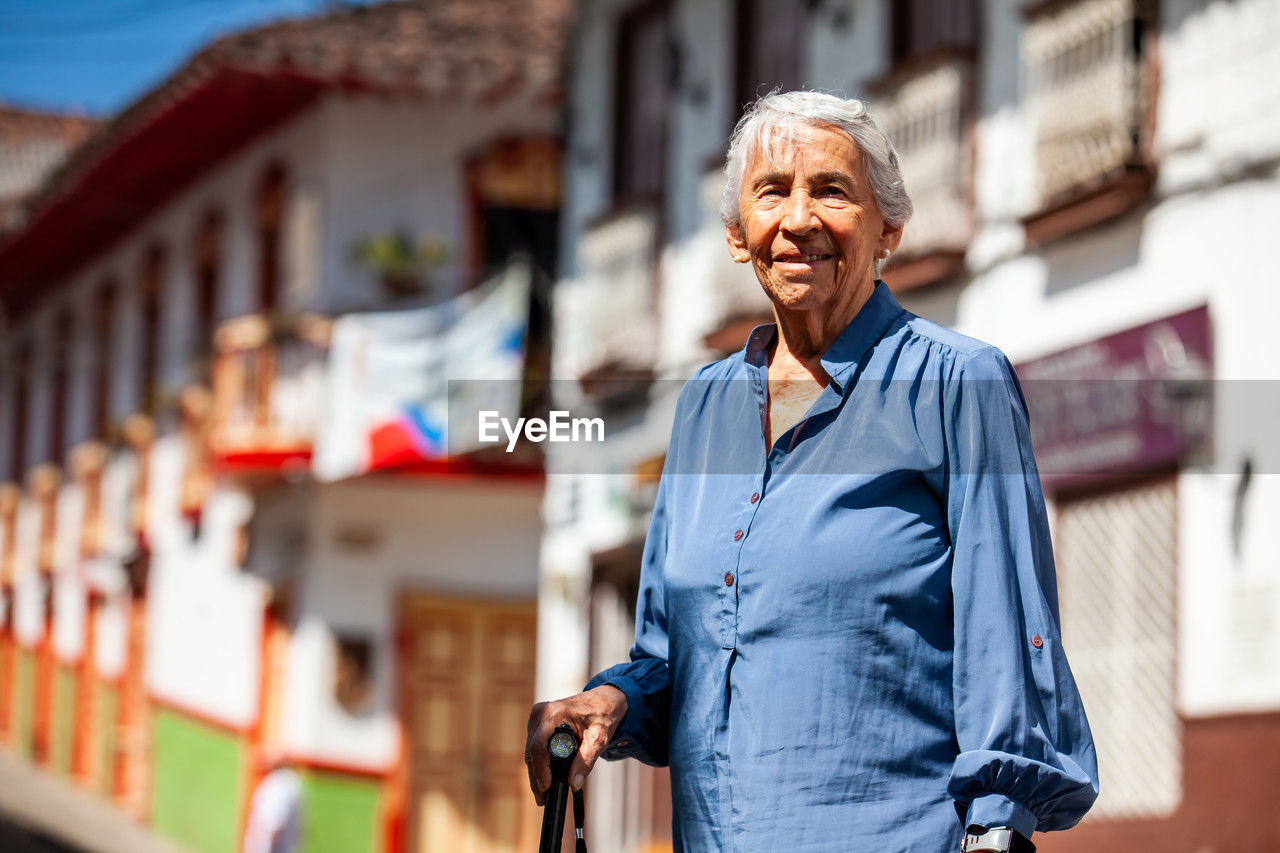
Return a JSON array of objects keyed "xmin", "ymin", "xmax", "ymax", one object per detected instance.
[{"xmin": 720, "ymin": 90, "xmax": 913, "ymax": 274}]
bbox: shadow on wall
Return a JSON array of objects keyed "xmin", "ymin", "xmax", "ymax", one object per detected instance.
[
  {"xmin": 896, "ymin": 278, "xmax": 965, "ymax": 330},
  {"xmin": 1043, "ymin": 215, "xmax": 1144, "ymax": 297}
]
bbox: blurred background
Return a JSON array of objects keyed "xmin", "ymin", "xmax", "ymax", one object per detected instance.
[{"xmin": 0, "ymin": 0, "xmax": 1278, "ymax": 851}]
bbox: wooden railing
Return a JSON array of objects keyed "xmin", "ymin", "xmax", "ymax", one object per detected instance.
[
  {"xmin": 0, "ymin": 482, "xmax": 18, "ymax": 586},
  {"xmin": 28, "ymin": 464, "xmax": 60, "ymax": 574},
  {"xmin": 1025, "ymin": 0, "xmax": 1148, "ymax": 205},
  {"xmin": 873, "ymin": 53, "xmax": 974, "ymax": 260},
  {"xmin": 571, "ymin": 206, "xmax": 659, "ymax": 379},
  {"xmin": 69, "ymin": 442, "xmax": 107, "ymax": 557},
  {"xmin": 700, "ymin": 165, "xmax": 773, "ymax": 349},
  {"xmin": 211, "ymin": 313, "xmax": 331, "ymax": 462}
]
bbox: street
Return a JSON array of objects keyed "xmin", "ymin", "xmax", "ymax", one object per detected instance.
[{"xmin": 0, "ymin": 813, "xmax": 81, "ymax": 852}]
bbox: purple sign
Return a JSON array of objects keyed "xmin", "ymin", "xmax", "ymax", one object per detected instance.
[{"xmin": 1015, "ymin": 306, "xmax": 1212, "ymax": 490}]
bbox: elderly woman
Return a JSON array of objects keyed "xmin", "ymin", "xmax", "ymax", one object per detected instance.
[{"xmin": 527, "ymin": 91, "xmax": 1099, "ymax": 852}]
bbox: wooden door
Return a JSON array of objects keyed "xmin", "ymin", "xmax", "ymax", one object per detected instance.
[{"xmin": 400, "ymin": 594, "xmax": 538, "ymax": 853}]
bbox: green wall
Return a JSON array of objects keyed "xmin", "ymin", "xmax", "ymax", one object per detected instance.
[
  {"xmin": 97, "ymin": 683, "xmax": 118, "ymax": 798},
  {"xmin": 300, "ymin": 769, "xmax": 382, "ymax": 853},
  {"xmin": 147, "ymin": 706, "xmax": 384, "ymax": 853},
  {"xmin": 50, "ymin": 664, "xmax": 76, "ymax": 774},
  {"xmin": 13, "ymin": 649, "xmax": 34, "ymax": 759},
  {"xmin": 150, "ymin": 707, "xmax": 247, "ymax": 853}
]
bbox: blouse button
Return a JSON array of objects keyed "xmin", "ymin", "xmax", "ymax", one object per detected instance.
[
  {"xmin": 1031, "ymin": 634, "xmax": 1044, "ymax": 649},
  {"xmin": 749, "ymin": 492, "xmax": 760, "ymax": 504},
  {"xmin": 733, "ymin": 529, "xmax": 744, "ymax": 541},
  {"xmin": 724, "ymin": 572, "xmax": 735, "ymax": 587}
]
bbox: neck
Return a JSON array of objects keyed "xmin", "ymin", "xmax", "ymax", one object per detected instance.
[{"xmin": 769, "ymin": 276, "xmax": 877, "ymax": 380}]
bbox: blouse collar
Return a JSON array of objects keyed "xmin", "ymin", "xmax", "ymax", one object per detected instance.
[{"xmin": 744, "ymin": 280, "xmax": 906, "ymax": 393}]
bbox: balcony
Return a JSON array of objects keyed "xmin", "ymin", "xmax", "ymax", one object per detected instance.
[
  {"xmin": 569, "ymin": 205, "xmax": 659, "ymax": 389},
  {"xmin": 211, "ymin": 313, "xmax": 330, "ymax": 474},
  {"xmin": 1023, "ymin": 0, "xmax": 1154, "ymax": 244},
  {"xmin": 872, "ymin": 51, "xmax": 974, "ymax": 291},
  {"xmin": 699, "ymin": 165, "xmax": 774, "ymax": 354},
  {"xmin": 0, "ymin": 482, "xmax": 17, "ymax": 587}
]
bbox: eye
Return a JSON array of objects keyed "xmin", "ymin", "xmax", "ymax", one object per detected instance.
[
  {"xmin": 760, "ymin": 186, "xmax": 785, "ymax": 198},
  {"xmin": 818, "ymin": 185, "xmax": 846, "ymax": 198}
]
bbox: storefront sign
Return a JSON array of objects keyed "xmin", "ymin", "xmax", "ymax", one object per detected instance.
[{"xmin": 1015, "ymin": 305, "xmax": 1212, "ymax": 490}]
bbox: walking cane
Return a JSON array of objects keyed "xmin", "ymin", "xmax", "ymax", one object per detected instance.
[{"xmin": 538, "ymin": 724, "xmax": 586, "ymax": 853}]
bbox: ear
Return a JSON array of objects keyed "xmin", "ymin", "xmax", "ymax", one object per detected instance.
[
  {"xmin": 880, "ymin": 220, "xmax": 904, "ymax": 256},
  {"xmin": 725, "ymin": 222, "xmax": 751, "ymax": 263}
]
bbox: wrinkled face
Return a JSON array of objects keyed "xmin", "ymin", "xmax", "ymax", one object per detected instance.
[{"xmin": 727, "ymin": 123, "xmax": 900, "ymax": 314}]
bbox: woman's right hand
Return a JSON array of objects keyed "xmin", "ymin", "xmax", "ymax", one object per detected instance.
[{"xmin": 524, "ymin": 684, "xmax": 628, "ymax": 805}]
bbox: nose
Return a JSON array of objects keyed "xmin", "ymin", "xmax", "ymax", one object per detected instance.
[{"xmin": 780, "ymin": 188, "xmax": 819, "ymax": 234}]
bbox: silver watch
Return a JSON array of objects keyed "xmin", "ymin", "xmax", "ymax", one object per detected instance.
[{"xmin": 961, "ymin": 827, "xmax": 1013, "ymax": 852}]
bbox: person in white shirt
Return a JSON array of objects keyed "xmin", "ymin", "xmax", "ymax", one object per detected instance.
[{"xmin": 243, "ymin": 752, "xmax": 304, "ymax": 853}]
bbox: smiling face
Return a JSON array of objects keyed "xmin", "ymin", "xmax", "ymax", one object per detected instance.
[{"xmin": 726, "ymin": 123, "xmax": 901, "ymax": 319}]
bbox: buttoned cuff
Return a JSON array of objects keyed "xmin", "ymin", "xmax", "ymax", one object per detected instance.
[
  {"xmin": 592, "ymin": 675, "xmax": 643, "ymax": 745},
  {"xmin": 965, "ymin": 793, "xmax": 1037, "ymax": 841}
]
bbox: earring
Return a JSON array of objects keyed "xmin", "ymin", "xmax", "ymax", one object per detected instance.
[{"xmin": 880, "ymin": 249, "xmax": 891, "ymax": 260}]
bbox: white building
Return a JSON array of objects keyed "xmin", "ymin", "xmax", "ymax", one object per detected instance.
[
  {"xmin": 542, "ymin": 1, "xmax": 1280, "ymax": 850},
  {"xmin": 0, "ymin": 2, "xmax": 569, "ymax": 852}
]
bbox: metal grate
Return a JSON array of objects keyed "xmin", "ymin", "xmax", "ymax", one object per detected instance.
[
  {"xmin": 1056, "ymin": 478, "xmax": 1180, "ymax": 820},
  {"xmin": 1023, "ymin": 0, "xmax": 1147, "ymax": 203},
  {"xmin": 873, "ymin": 55, "xmax": 973, "ymax": 258}
]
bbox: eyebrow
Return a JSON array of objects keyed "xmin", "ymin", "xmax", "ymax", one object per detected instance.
[
  {"xmin": 751, "ymin": 171, "xmax": 789, "ymax": 189},
  {"xmin": 750, "ymin": 170, "xmax": 858, "ymax": 190},
  {"xmin": 810, "ymin": 171, "xmax": 857, "ymax": 187}
]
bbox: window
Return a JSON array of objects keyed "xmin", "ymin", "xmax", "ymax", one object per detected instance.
[
  {"xmin": 140, "ymin": 246, "xmax": 165, "ymax": 414},
  {"xmin": 256, "ymin": 163, "xmax": 287, "ymax": 313},
  {"xmin": 734, "ymin": 0, "xmax": 807, "ymax": 116},
  {"xmin": 333, "ymin": 632, "xmax": 375, "ymax": 715},
  {"xmin": 1022, "ymin": 0, "xmax": 1156, "ymax": 241},
  {"xmin": 613, "ymin": 1, "xmax": 672, "ymax": 202},
  {"xmin": 193, "ymin": 208, "xmax": 223, "ymax": 374},
  {"xmin": 1056, "ymin": 478, "xmax": 1180, "ymax": 818},
  {"xmin": 890, "ymin": 0, "xmax": 978, "ymax": 65},
  {"xmin": 8, "ymin": 340, "xmax": 30, "ymax": 481},
  {"xmin": 91, "ymin": 281, "xmax": 116, "ymax": 440},
  {"xmin": 467, "ymin": 137, "xmax": 561, "ymax": 283},
  {"xmin": 50, "ymin": 310, "xmax": 73, "ymax": 464},
  {"xmin": 872, "ymin": 0, "xmax": 978, "ymax": 290}
]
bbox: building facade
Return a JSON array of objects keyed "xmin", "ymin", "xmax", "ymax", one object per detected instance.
[
  {"xmin": 0, "ymin": 2, "xmax": 569, "ymax": 852},
  {"xmin": 541, "ymin": 1, "xmax": 1280, "ymax": 851}
]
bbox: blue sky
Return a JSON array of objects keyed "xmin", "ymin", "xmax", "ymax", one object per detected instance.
[{"xmin": 0, "ymin": 0, "xmax": 374, "ymax": 117}]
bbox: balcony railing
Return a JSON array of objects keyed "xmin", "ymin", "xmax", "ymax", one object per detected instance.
[
  {"xmin": 1024, "ymin": 0, "xmax": 1149, "ymax": 206},
  {"xmin": 873, "ymin": 53, "xmax": 974, "ymax": 265},
  {"xmin": 68, "ymin": 442, "xmax": 107, "ymax": 557},
  {"xmin": 699, "ymin": 166, "xmax": 774, "ymax": 351},
  {"xmin": 571, "ymin": 206, "xmax": 659, "ymax": 380},
  {"xmin": 211, "ymin": 313, "xmax": 330, "ymax": 466},
  {"xmin": 0, "ymin": 483, "xmax": 17, "ymax": 586},
  {"xmin": 28, "ymin": 464, "xmax": 60, "ymax": 574}
]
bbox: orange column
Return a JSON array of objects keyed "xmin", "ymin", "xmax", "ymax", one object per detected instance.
[
  {"xmin": 0, "ymin": 624, "xmax": 13, "ymax": 743},
  {"xmin": 114, "ymin": 591, "xmax": 152, "ymax": 819},
  {"xmin": 73, "ymin": 594, "xmax": 100, "ymax": 787},
  {"xmin": 32, "ymin": 589, "xmax": 54, "ymax": 765},
  {"xmin": 242, "ymin": 595, "xmax": 294, "ymax": 839}
]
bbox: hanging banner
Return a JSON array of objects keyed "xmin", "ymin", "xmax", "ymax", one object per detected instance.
[{"xmin": 312, "ymin": 263, "xmax": 530, "ymax": 481}]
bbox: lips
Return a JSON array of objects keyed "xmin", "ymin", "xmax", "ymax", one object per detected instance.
[{"xmin": 773, "ymin": 251, "xmax": 832, "ymax": 263}]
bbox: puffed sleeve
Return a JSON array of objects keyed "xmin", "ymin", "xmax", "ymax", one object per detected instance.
[
  {"xmin": 943, "ymin": 346, "xmax": 1100, "ymax": 839},
  {"xmin": 583, "ymin": 465, "xmax": 672, "ymax": 767}
]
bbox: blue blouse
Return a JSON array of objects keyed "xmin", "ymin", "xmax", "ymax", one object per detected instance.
[{"xmin": 586, "ymin": 282, "xmax": 1099, "ymax": 852}]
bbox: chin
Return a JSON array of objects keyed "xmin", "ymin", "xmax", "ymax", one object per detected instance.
[{"xmin": 765, "ymin": 280, "xmax": 833, "ymax": 310}]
